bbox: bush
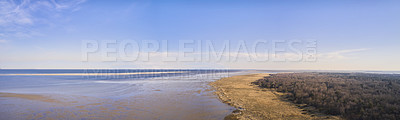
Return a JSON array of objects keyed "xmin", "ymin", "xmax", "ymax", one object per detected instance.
[{"xmin": 254, "ymin": 73, "xmax": 400, "ymax": 120}]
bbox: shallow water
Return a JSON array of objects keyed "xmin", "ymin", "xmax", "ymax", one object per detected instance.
[{"xmin": 0, "ymin": 69, "xmax": 249, "ymax": 119}]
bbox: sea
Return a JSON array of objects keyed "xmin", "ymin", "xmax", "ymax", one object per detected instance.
[{"xmin": 0, "ymin": 69, "xmax": 258, "ymax": 119}]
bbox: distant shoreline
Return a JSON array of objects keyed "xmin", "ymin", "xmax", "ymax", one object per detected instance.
[
  {"xmin": 0, "ymin": 71, "xmax": 185, "ymax": 76},
  {"xmin": 210, "ymin": 73, "xmax": 339, "ymax": 120}
]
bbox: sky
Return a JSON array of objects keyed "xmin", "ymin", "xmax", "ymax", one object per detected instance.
[{"xmin": 0, "ymin": 0, "xmax": 399, "ymax": 70}]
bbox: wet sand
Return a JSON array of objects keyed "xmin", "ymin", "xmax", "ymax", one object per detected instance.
[
  {"xmin": 0, "ymin": 72, "xmax": 236, "ymax": 120},
  {"xmin": 210, "ymin": 73, "xmax": 341, "ymax": 120},
  {"xmin": 0, "ymin": 92, "xmax": 64, "ymax": 104},
  {"xmin": 0, "ymin": 90, "xmax": 232, "ymax": 120}
]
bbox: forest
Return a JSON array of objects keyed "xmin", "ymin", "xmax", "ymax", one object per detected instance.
[{"xmin": 253, "ymin": 72, "xmax": 400, "ymax": 120}]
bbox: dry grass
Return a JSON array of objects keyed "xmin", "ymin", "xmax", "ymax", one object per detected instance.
[{"xmin": 210, "ymin": 73, "xmax": 341, "ymax": 120}]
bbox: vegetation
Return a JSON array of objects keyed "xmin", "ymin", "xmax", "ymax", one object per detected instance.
[{"xmin": 253, "ymin": 73, "xmax": 400, "ymax": 120}]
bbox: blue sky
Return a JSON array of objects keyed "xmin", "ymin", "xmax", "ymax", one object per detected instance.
[{"xmin": 0, "ymin": 0, "xmax": 399, "ymax": 70}]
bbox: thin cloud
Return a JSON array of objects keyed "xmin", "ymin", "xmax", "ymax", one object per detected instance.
[
  {"xmin": 0, "ymin": 39, "xmax": 7, "ymax": 43},
  {"xmin": 50, "ymin": 0, "xmax": 87, "ymax": 10},
  {"xmin": 320, "ymin": 48, "xmax": 369, "ymax": 60},
  {"xmin": 0, "ymin": 0, "xmax": 86, "ymax": 37}
]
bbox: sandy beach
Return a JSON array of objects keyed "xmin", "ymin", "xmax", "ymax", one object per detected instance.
[{"xmin": 210, "ymin": 73, "xmax": 341, "ymax": 120}]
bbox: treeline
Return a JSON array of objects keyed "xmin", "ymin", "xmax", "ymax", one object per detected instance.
[{"xmin": 253, "ymin": 73, "xmax": 400, "ymax": 120}]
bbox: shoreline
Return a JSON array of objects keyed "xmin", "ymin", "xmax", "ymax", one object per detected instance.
[
  {"xmin": 0, "ymin": 72, "xmax": 234, "ymax": 120},
  {"xmin": 210, "ymin": 73, "xmax": 340, "ymax": 120},
  {"xmin": 0, "ymin": 71, "xmax": 186, "ymax": 76}
]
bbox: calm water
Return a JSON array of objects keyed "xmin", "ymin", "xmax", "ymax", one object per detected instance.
[{"xmin": 0, "ymin": 69, "xmax": 250, "ymax": 119}]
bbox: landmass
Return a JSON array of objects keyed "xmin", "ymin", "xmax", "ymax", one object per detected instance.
[{"xmin": 210, "ymin": 73, "xmax": 340, "ymax": 120}]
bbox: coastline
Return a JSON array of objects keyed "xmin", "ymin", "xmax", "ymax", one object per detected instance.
[
  {"xmin": 0, "ymin": 71, "xmax": 235, "ymax": 120},
  {"xmin": 210, "ymin": 73, "xmax": 340, "ymax": 120}
]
